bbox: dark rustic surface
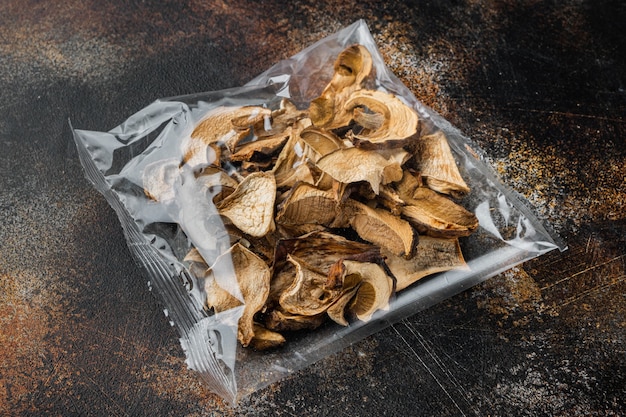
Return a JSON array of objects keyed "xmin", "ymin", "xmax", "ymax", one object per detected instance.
[{"xmin": 1, "ymin": 1, "xmax": 625, "ymax": 416}]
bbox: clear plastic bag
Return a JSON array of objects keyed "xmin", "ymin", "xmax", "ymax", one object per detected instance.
[{"xmin": 72, "ymin": 20, "xmax": 565, "ymax": 404}]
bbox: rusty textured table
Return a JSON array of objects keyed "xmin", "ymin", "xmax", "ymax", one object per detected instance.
[{"xmin": 1, "ymin": 1, "xmax": 624, "ymax": 416}]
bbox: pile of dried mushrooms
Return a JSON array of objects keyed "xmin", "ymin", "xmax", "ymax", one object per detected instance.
[{"xmin": 145, "ymin": 44, "xmax": 479, "ymax": 350}]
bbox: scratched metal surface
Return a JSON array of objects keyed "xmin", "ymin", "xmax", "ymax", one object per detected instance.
[{"xmin": 1, "ymin": 1, "xmax": 624, "ymax": 416}]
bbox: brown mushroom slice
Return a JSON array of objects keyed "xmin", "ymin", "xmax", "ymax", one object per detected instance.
[
  {"xmin": 230, "ymin": 133, "xmax": 290, "ymax": 162},
  {"xmin": 344, "ymin": 90, "xmax": 419, "ymax": 149},
  {"xmin": 299, "ymin": 126, "xmax": 345, "ymax": 162},
  {"xmin": 275, "ymin": 182, "xmax": 338, "ymax": 228},
  {"xmin": 345, "ymin": 199, "xmax": 417, "ymax": 258},
  {"xmin": 273, "ymin": 231, "xmax": 380, "ymax": 277},
  {"xmin": 416, "ymin": 131, "xmax": 470, "ymax": 198},
  {"xmin": 393, "ymin": 169, "xmax": 422, "ymax": 203},
  {"xmin": 279, "ymin": 255, "xmax": 345, "ymax": 316},
  {"xmin": 272, "ymin": 119, "xmax": 315, "ymax": 188},
  {"xmin": 316, "ymin": 147, "xmax": 403, "ymax": 195},
  {"xmin": 309, "ymin": 45, "xmax": 373, "ymax": 128},
  {"xmin": 184, "ymin": 106, "xmax": 270, "ymax": 167},
  {"xmin": 217, "ymin": 171, "xmax": 276, "ymax": 237},
  {"xmin": 383, "ymin": 236, "xmax": 469, "ymax": 291},
  {"xmin": 249, "ymin": 324, "xmax": 286, "ymax": 351},
  {"xmin": 327, "ymin": 285, "xmax": 360, "ymax": 326},
  {"xmin": 343, "ymin": 260, "xmax": 394, "ymax": 322},
  {"xmin": 401, "ymin": 187, "xmax": 479, "ymax": 238},
  {"xmin": 264, "ymin": 308, "xmax": 327, "ymax": 332},
  {"xmin": 205, "ymin": 243, "xmax": 271, "ymax": 347}
]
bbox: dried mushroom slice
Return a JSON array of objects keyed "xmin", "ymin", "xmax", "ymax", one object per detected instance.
[
  {"xmin": 184, "ymin": 106, "xmax": 271, "ymax": 167},
  {"xmin": 272, "ymin": 118, "xmax": 315, "ymax": 188},
  {"xmin": 264, "ymin": 308, "xmax": 327, "ymax": 332},
  {"xmin": 343, "ymin": 90, "xmax": 420, "ymax": 149},
  {"xmin": 342, "ymin": 260, "xmax": 394, "ymax": 322},
  {"xmin": 205, "ymin": 243, "xmax": 271, "ymax": 347},
  {"xmin": 345, "ymin": 199, "xmax": 417, "ymax": 258},
  {"xmin": 275, "ymin": 182, "xmax": 338, "ymax": 228},
  {"xmin": 230, "ymin": 132, "xmax": 290, "ymax": 162},
  {"xmin": 316, "ymin": 147, "xmax": 403, "ymax": 195},
  {"xmin": 309, "ymin": 44, "xmax": 373, "ymax": 128},
  {"xmin": 326, "ymin": 285, "xmax": 360, "ymax": 326},
  {"xmin": 383, "ymin": 236, "xmax": 469, "ymax": 291},
  {"xmin": 249, "ymin": 324, "xmax": 286, "ymax": 351},
  {"xmin": 273, "ymin": 231, "xmax": 380, "ymax": 277},
  {"xmin": 217, "ymin": 171, "xmax": 276, "ymax": 237},
  {"xmin": 401, "ymin": 187, "xmax": 479, "ymax": 238},
  {"xmin": 299, "ymin": 126, "xmax": 345, "ymax": 162},
  {"xmin": 416, "ymin": 131, "xmax": 470, "ymax": 198},
  {"xmin": 279, "ymin": 255, "xmax": 346, "ymax": 316}
]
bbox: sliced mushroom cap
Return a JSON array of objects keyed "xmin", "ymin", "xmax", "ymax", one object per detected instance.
[
  {"xmin": 309, "ymin": 44, "xmax": 373, "ymax": 128},
  {"xmin": 299, "ymin": 126, "xmax": 345, "ymax": 162},
  {"xmin": 184, "ymin": 106, "xmax": 271, "ymax": 167},
  {"xmin": 275, "ymin": 182, "xmax": 338, "ymax": 228},
  {"xmin": 316, "ymin": 147, "xmax": 404, "ymax": 195},
  {"xmin": 345, "ymin": 199, "xmax": 417, "ymax": 258},
  {"xmin": 326, "ymin": 285, "xmax": 360, "ymax": 326},
  {"xmin": 383, "ymin": 236, "xmax": 469, "ymax": 291},
  {"xmin": 217, "ymin": 171, "xmax": 276, "ymax": 237},
  {"xmin": 229, "ymin": 132, "xmax": 290, "ymax": 162},
  {"xmin": 343, "ymin": 260, "xmax": 394, "ymax": 322},
  {"xmin": 205, "ymin": 243, "xmax": 271, "ymax": 347},
  {"xmin": 344, "ymin": 90, "xmax": 420, "ymax": 149},
  {"xmin": 264, "ymin": 308, "xmax": 327, "ymax": 332},
  {"xmin": 249, "ymin": 324, "xmax": 286, "ymax": 351},
  {"xmin": 416, "ymin": 130, "xmax": 470, "ymax": 197},
  {"xmin": 401, "ymin": 187, "xmax": 479, "ymax": 238},
  {"xmin": 273, "ymin": 231, "xmax": 380, "ymax": 277},
  {"xmin": 272, "ymin": 118, "xmax": 315, "ymax": 188},
  {"xmin": 279, "ymin": 255, "xmax": 346, "ymax": 316}
]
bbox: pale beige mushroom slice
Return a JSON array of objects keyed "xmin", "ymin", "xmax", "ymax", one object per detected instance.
[
  {"xmin": 309, "ymin": 44, "xmax": 373, "ymax": 128},
  {"xmin": 271, "ymin": 118, "xmax": 315, "ymax": 188},
  {"xmin": 343, "ymin": 260, "xmax": 394, "ymax": 322},
  {"xmin": 345, "ymin": 199, "xmax": 417, "ymax": 258},
  {"xmin": 344, "ymin": 90, "xmax": 420, "ymax": 149},
  {"xmin": 184, "ymin": 105, "xmax": 271, "ymax": 167},
  {"xmin": 217, "ymin": 171, "xmax": 276, "ymax": 237},
  {"xmin": 383, "ymin": 236, "xmax": 469, "ymax": 291},
  {"xmin": 316, "ymin": 147, "xmax": 404, "ymax": 195},
  {"xmin": 415, "ymin": 130, "xmax": 470, "ymax": 198},
  {"xmin": 275, "ymin": 182, "xmax": 338, "ymax": 228},
  {"xmin": 279, "ymin": 255, "xmax": 346, "ymax": 316},
  {"xmin": 401, "ymin": 187, "xmax": 479, "ymax": 238},
  {"xmin": 204, "ymin": 243, "xmax": 271, "ymax": 347},
  {"xmin": 299, "ymin": 126, "xmax": 345, "ymax": 163}
]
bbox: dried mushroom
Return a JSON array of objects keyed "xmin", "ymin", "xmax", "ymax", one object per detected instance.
[
  {"xmin": 383, "ymin": 236, "xmax": 469, "ymax": 291},
  {"xmin": 156, "ymin": 44, "xmax": 480, "ymax": 350},
  {"xmin": 316, "ymin": 147, "xmax": 404, "ymax": 195},
  {"xmin": 217, "ymin": 171, "xmax": 276, "ymax": 237},
  {"xmin": 415, "ymin": 130, "xmax": 470, "ymax": 197},
  {"xmin": 204, "ymin": 243, "xmax": 271, "ymax": 347}
]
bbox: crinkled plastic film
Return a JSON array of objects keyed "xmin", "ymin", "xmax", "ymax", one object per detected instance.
[{"xmin": 72, "ymin": 20, "xmax": 565, "ymax": 404}]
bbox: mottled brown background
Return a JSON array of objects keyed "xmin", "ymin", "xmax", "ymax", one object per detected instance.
[{"xmin": 1, "ymin": 1, "xmax": 624, "ymax": 416}]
